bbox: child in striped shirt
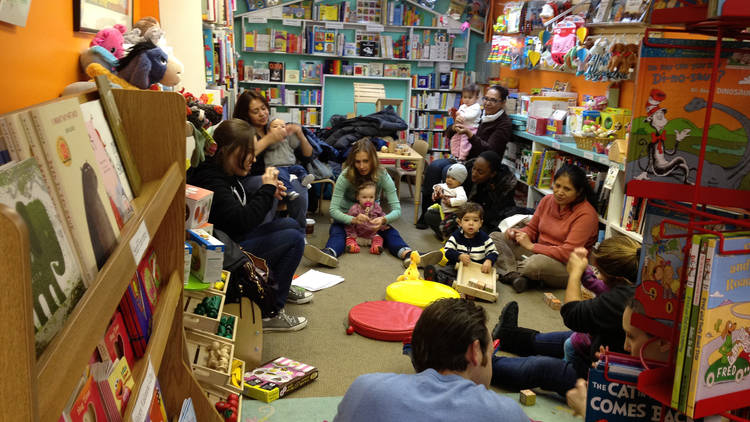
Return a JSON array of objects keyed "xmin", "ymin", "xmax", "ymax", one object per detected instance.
[{"xmin": 424, "ymin": 202, "xmax": 498, "ymax": 286}]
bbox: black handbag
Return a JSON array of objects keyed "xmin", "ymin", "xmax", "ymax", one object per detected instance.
[{"xmin": 214, "ymin": 229, "xmax": 278, "ymax": 317}]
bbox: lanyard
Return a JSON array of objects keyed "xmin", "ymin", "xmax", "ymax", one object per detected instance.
[{"xmin": 231, "ymin": 180, "xmax": 246, "ymax": 206}]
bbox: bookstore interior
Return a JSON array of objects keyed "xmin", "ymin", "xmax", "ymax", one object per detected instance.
[{"xmin": 1, "ymin": 0, "xmax": 750, "ymax": 421}]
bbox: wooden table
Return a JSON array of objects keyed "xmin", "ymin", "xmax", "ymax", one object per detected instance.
[{"xmin": 377, "ymin": 145, "xmax": 424, "ymax": 224}]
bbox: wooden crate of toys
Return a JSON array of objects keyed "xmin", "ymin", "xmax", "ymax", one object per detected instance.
[
  {"xmin": 201, "ymin": 382, "xmax": 243, "ymax": 422},
  {"xmin": 185, "ymin": 330, "xmax": 236, "ymax": 386},
  {"xmin": 452, "ymin": 262, "xmax": 498, "ymax": 302},
  {"xmin": 183, "ymin": 290, "xmax": 226, "ymax": 332}
]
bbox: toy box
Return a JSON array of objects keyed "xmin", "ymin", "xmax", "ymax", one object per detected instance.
[
  {"xmin": 243, "ymin": 357, "xmax": 319, "ymax": 403},
  {"xmin": 566, "ymin": 106, "xmax": 585, "ymax": 134},
  {"xmin": 185, "ymin": 184, "xmax": 213, "ymax": 230},
  {"xmin": 599, "ymin": 107, "xmax": 631, "ymax": 139},
  {"xmin": 452, "ymin": 262, "xmax": 498, "ymax": 302},
  {"xmin": 527, "ymin": 96, "xmax": 569, "ymax": 120},
  {"xmin": 187, "ymin": 228, "xmax": 224, "ymax": 283},
  {"xmin": 546, "ymin": 110, "xmax": 567, "ymax": 136},
  {"xmin": 526, "ymin": 117, "xmax": 548, "ymax": 136}
]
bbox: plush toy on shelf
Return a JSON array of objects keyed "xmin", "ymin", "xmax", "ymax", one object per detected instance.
[
  {"xmin": 85, "ymin": 40, "xmax": 183, "ymax": 90},
  {"xmin": 79, "ymin": 24, "xmax": 127, "ymax": 73},
  {"xmin": 123, "ymin": 16, "xmax": 165, "ymax": 47}
]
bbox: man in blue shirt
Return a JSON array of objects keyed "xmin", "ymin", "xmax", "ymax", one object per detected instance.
[{"xmin": 334, "ymin": 298, "xmax": 530, "ymax": 422}]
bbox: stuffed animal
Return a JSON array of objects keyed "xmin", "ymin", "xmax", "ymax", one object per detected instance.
[
  {"xmin": 622, "ymin": 43, "xmax": 639, "ymax": 75},
  {"xmin": 114, "ymin": 41, "xmax": 182, "ymax": 89},
  {"xmin": 123, "ymin": 16, "xmax": 165, "ymax": 46},
  {"xmin": 91, "ymin": 24, "xmax": 127, "ymax": 59}
]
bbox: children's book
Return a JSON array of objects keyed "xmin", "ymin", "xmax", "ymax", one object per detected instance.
[
  {"xmin": 118, "ymin": 273, "xmax": 152, "ymax": 358},
  {"xmin": 625, "ymin": 38, "xmax": 750, "ymax": 207},
  {"xmin": 0, "ymin": 158, "xmax": 86, "ymax": 357},
  {"xmin": 98, "ymin": 310, "xmax": 136, "ymax": 369},
  {"xmin": 137, "ymin": 247, "xmax": 161, "ymax": 314},
  {"xmin": 70, "ymin": 375, "xmax": 108, "ymax": 422},
  {"xmin": 79, "ymin": 100, "xmax": 134, "ymax": 228},
  {"xmin": 28, "ymin": 97, "xmax": 121, "ymax": 280},
  {"xmin": 300, "ymin": 60, "xmax": 322, "ymax": 84},
  {"xmin": 285, "ymin": 69, "xmax": 300, "ymax": 83},
  {"xmin": 684, "ymin": 234, "xmax": 750, "ymax": 418},
  {"xmin": 269, "ymin": 61, "xmax": 284, "ymax": 82}
]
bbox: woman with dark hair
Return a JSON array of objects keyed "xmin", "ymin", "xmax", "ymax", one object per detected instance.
[
  {"xmin": 186, "ymin": 119, "xmax": 311, "ymax": 332},
  {"xmin": 306, "ymin": 139, "xmax": 442, "ymax": 267},
  {"xmin": 466, "ymin": 151, "xmax": 522, "ymax": 234},
  {"xmin": 494, "ymin": 164, "xmax": 599, "ymax": 292},
  {"xmin": 233, "ymin": 90, "xmax": 311, "ymax": 230},
  {"xmin": 417, "ymin": 85, "xmax": 513, "ymax": 228}
]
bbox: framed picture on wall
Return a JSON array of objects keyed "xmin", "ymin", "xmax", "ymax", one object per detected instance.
[{"xmin": 74, "ymin": 0, "xmax": 132, "ymax": 33}]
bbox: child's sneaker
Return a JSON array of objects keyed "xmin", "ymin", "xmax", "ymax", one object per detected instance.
[
  {"xmin": 370, "ymin": 235, "xmax": 383, "ymax": 254},
  {"xmin": 346, "ymin": 237, "xmax": 360, "ymax": 253},
  {"xmin": 301, "ymin": 174, "xmax": 316, "ymax": 187},
  {"xmin": 262, "ymin": 309, "xmax": 308, "ymax": 332},
  {"xmin": 287, "ymin": 190, "xmax": 300, "ymax": 201}
]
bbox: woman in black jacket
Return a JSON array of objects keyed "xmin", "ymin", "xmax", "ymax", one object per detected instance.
[
  {"xmin": 417, "ymin": 85, "xmax": 514, "ymax": 227},
  {"xmin": 187, "ymin": 119, "xmax": 311, "ymax": 332}
]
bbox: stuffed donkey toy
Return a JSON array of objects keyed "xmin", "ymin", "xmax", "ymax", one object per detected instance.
[{"xmin": 115, "ymin": 40, "xmax": 170, "ymax": 89}]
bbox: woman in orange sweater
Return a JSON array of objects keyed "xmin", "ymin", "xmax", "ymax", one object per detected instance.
[{"xmin": 493, "ymin": 164, "xmax": 598, "ymax": 292}]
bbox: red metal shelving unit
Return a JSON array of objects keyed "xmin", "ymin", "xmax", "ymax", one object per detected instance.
[{"xmin": 622, "ymin": 20, "xmax": 750, "ymax": 421}]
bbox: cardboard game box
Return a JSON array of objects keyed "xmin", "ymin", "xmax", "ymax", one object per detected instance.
[
  {"xmin": 243, "ymin": 357, "xmax": 318, "ymax": 403},
  {"xmin": 187, "ymin": 228, "xmax": 224, "ymax": 283},
  {"xmin": 185, "ymin": 184, "xmax": 213, "ymax": 230}
]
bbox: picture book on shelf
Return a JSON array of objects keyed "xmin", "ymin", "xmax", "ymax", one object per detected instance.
[
  {"xmin": 79, "ymin": 100, "xmax": 134, "ymax": 229},
  {"xmin": 29, "ymin": 98, "xmax": 122, "ymax": 279},
  {"xmin": 0, "ymin": 158, "xmax": 86, "ymax": 357},
  {"xmin": 70, "ymin": 375, "xmax": 109, "ymax": 422},
  {"xmin": 625, "ymin": 38, "xmax": 750, "ymax": 202},
  {"xmin": 269, "ymin": 61, "xmax": 284, "ymax": 82},
  {"xmin": 300, "ymin": 60, "xmax": 322, "ymax": 84},
  {"xmin": 684, "ymin": 234, "xmax": 750, "ymax": 418}
]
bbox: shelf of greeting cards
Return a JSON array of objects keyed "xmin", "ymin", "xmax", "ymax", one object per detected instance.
[
  {"xmin": 36, "ymin": 163, "xmax": 183, "ymax": 421},
  {"xmin": 512, "ymin": 130, "xmax": 622, "ymax": 170},
  {"xmin": 239, "ymin": 80, "xmax": 322, "ymax": 87}
]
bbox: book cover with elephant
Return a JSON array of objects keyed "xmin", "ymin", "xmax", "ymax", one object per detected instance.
[
  {"xmin": 28, "ymin": 97, "xmax": 121, "ymax": 281},
  {"xmin": 625, "ymin": 38, "xmax": 750, "ymax": 206},
  {"xmin": 0, "ymin": 158, "xmax": 85, "ymax": 356}
]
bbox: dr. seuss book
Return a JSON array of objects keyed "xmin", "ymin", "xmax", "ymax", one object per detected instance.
[
  {"xmin": 625, "ymin": 38, "xmax": 750, "ymax": 207},
  {"xmin": 0, "ymin": 158, "xmax": 85, "ymax": 356},
  {"xmin": 29, "ymin": 97, "xmax": 121, "ymax": 280},
  {"xmin": 684, "ymin": 234, "xmax": 750, "ymax": 418}
]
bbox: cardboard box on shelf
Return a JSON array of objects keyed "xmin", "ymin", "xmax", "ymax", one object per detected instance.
[{"xmin": 186, "ymin": 184, "xmax": 214, "ymax": 230}]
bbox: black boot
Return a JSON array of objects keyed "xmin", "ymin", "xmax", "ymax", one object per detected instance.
[
  {"xmin": 491, "ymin": 301, "xmax": 519, "ymax": 340},
  {"xmin": 495, "ymin": 326, "xmax": 540, "ymax": 356},
  {"xmin": 500, "ymin": 271, "xmax": 520, "ymax": 285},
  {"xmin": 510, "ymin": 274, "xmax": 541, "ymax": 293}
]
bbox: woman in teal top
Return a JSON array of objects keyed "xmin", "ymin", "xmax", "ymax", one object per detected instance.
[{"xmin": 312, "ymin": 140, "xmax": 432, "ymax": 267}]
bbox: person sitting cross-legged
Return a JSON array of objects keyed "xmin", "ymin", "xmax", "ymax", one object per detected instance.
[{"xmin": 333, "ymin": 298, "xmax": 530, "ymax": 422}]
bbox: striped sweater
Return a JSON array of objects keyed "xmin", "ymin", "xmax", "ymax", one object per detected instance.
[{"xmin": 444, "ymin": 230, "xmax": 499, "ymax": 264}]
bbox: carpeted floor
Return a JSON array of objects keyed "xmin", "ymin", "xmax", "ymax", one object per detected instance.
[{"xmin": 249, "ymin": 193, "xmax": 572, "ymax": 418}]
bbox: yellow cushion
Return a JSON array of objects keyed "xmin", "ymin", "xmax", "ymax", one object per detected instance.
[{"xmin": 385, "ymin": 280, "xmax": 460, "ymax": 308}]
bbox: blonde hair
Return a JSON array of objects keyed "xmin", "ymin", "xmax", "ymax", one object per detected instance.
[
  {"xmin": 344, "ymin": 139, "xmax": 381, "ymax": 185},
  {"xmin": 591, "ymin": 235, "xmax": 641, "ymax": 286}
]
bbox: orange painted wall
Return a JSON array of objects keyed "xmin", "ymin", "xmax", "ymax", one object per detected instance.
[
  {"xmin": 497, "ymin": 67, "xmax": 636, "ymax": 110},
  {"xmin": 0, "ymin": 0, "xmax": 159, "ymax": 115}
]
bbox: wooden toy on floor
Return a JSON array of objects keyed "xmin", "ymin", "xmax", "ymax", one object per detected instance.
[
  {"xmin": 520, "ymin": 389, "xmax": 536, "ymax": 406},
  {"xmin": 452, "ymin": 262, "xmax": 498, "ymax": 302},
  {"xmin": 543, "ymin": 292, "xmax": 562, "ymax": 310}
]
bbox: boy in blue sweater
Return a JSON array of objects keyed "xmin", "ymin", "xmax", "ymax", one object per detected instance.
[{"xmin": 424, "ymin": 202, "xmax": 498, "ymax": 286}]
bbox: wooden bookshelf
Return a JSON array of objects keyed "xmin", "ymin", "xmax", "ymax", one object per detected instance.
[{"xmin": 0, "ymin": 89, "xmax": 223, "ymax": 421}]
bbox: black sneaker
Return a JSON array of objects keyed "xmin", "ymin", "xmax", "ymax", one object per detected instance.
[{"xmin": 512, "ymin": 275, "xmax": 536, "ymax": 293}]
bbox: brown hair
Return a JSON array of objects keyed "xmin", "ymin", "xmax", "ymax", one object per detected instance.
[
  {"xmin": 344, "ymin": 139, "xmax": 381, "ymax": 185},
  {"xmin": 356, "ymin": 181, "xmax": 377, "ymax": 197},
  {"xmin": 462, "ymin": 83, "xmax": 481, "ymax": 97},
  {"xmin": 459, "ymin": 202, "xmax": 484, "ymax": 219},
  {"xmin": 233, "ymin": 90, "xmax": 270, "ymax": 129},
  {"xmin": 591, "ymin": 235, "xmax": 641, "ymax": 287},
  {"xmin": 212, "ymin": 119, "xmax": 255, "ymax": 175}
]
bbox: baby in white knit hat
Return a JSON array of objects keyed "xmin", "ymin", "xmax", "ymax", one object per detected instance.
[{"xmin": 429, "ymin": 163, "xmax": 468, "ymax": 240}]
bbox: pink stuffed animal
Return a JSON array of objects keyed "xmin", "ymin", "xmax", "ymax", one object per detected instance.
[{"xmin": 90, "ymin": 24, "xmax": 127, "ymax": 59}]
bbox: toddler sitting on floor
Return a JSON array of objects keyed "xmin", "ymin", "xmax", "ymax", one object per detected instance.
[
  {"xmin": 345, "ymin": 181, "xmax": 389, "ymax": 254},
  {"xmin": 428, "ymin": 163, "xmax": 468, "ymax": 240}
]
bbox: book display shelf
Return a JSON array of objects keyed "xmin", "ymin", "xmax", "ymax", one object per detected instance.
[
  {"xmin": 409, "ymin": 88, "xmax": 463, "ymax": 158},
  {"xmin": 618, "ymin": 21, "xmax": 750, "ymax": 421},
  {"xmin": 203, "ymin": 0, "xmax": 239, "ymax": 117},
  {"xmin": 235, "ymin": 0, "xmax": 477, "ymax": 127},
  {"xmin": 0, "ymin": 90, "xmax": 224, "ymax": 421}
]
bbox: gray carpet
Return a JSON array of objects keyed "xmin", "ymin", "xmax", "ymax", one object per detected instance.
[{"xmin": 261, "ymin": 194, "xmax": 569, "ymax": 399}]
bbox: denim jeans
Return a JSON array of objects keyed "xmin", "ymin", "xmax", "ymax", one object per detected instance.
[
  {"xmin": 419, "ymin": 158, "xmax": 455, "ymax": 216},
  {"xmin": 325, "ymin": 222, "xmax": 409, "ymax": 257},
  {"xmin": 238, "ymin": 217, "xmax": 304, "ymax": 311},
  {"xmin": 241, "ymin": 174, "xmax": 308, "ymax": 230},
  {"xmin": 491, "ymin": 330, "xmax": 586, "ymax": 396}
]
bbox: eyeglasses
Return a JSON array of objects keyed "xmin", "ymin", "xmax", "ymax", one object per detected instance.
[{"xmin": 482, "ymin": 97, "xmax": 501, "ymax": 104}]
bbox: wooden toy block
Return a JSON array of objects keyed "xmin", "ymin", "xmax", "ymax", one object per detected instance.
[
  {"xmin": 543, "ymin": 292, "xmax": 556, "ymax": 305},
  {"xmin": 520, "ymin": 389, "xmax": 536, "ymax": 406},
  {"xmin": 453, "ymin": 262, "xmax": 498, "ymax": 302},
  {"xmin": 543, "ymin": 292, "xmax": 562, "ymax": 310}
]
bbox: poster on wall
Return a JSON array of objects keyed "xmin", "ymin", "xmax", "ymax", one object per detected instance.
[
  {"xmin": 74, "ymin": 0, "xmax": 132, "ymax": 33},
  {"xmin": 625, "ymin": 38, "xmax": 750, "ymax": 207},
  {"xmin": 0, "ymin": 0, "xmax": 32, "ymax": 27}
]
